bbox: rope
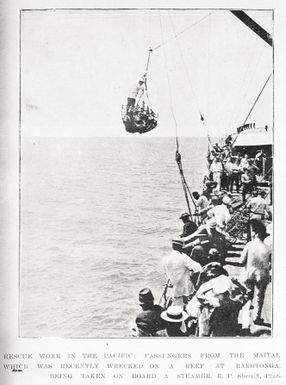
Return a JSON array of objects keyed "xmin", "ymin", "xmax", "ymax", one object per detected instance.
[
  {"xmin": 152, "ymin": 12, "xmax": 213, "ymax": 52},
  {"xmin": 227, "ymin": 42, "xmax": 262, "ymax": 134},
  {"xmin": 168, "ymin": 13, "xmax": 213, "ymax": 149},
  {"xmin": 159, "ymin": 12, "xmax": 180, "ymax": 151},
  {"xmin": 242, "ymin": 71, "xmax": 273, "ymax": 125},
  {"xmin": 143, "ymin": 49, "xmax": 154, "ymax": 111},
  {"xmin": 175, "ymin": 151, "xmax": 197, "ymax": 220},
  {"xmin": 145, "ymin": 48, "xmax": 153, "ymax": 76},
  {"xmin": 231, "ymin": 46, "xmax": 265, "ymax": 133},
  {"xmin": 159, "ymin": 12, "xmax": 198, "ymax": 218},
  {"xmin": 207, "ymin": 15, "xmax": 211, "ymax": 128},
  {"xmin": 232, "ymin": 71, "xmax": 273, "ymax": 145}
]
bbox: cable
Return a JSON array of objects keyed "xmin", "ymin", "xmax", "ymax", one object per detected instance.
[
  {"xmin": 242, "ymin": 71, "xmax": 273, "ymax": 125},
  {"xmin": 168, "ymin": 12, "xmax": 213, "ymax": 149},
  {"xmin": 231, "ymin": 45, "xmax": 265, "ymax": 133},
  {"xmin": 159, "ymin": 12, "xmax": 198, "ymax": 217},
  {"xmin": 232, "ymin": 71, "xmax": 273, "ymax": 145},
  {"xmin": 152, "ymin": 12, "xmax": 213, "ymax": 52},
  {"xmin": 159, "ymin": 12, "xmax": 180, "ymax": 151}
]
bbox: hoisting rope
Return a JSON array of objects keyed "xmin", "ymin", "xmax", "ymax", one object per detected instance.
[
  {"xmin": 152, "ymin": 12, "xmax": 213, "ymax": 52},
  {"xmin": 168, "ymin": 12, "xmax": 213, "ymax": 150},
  {"xmin": 228, "ymin": 45, "xmax": 264, "ymax": 135},
  {"xmin": 138, "ymin": 12, "xmax": 214, "ymax": 148},
  {"xmin": 143, "ymin": 12, "xmax": 213, "ymax": 89},
  {"xmin": 159, "ymin": 12, "xmax": 198, "ymax": 220},
  {"xmin": 175, "ymin": 151, "xmax": 199, "ymax": 219},
  {"xmin": 142, "ymin": 48, "xmax": 153, "ymax": 109},
  {"xmin": 232, "ymin": 71, "xmax": 273, "ymax": 145},
  {"xmin": 145, "ymin": 48, "xmax": 153, "ymax": 76},
  {"xmin": 136, "ymin": 48, "xmax": 153, "ymax": 109}
]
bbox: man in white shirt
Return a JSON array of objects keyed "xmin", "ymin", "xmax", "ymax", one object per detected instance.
[
  {"xmin": 247, "ymin": 190, "xmax": 272, "ymax": 222},
  {"xmin": 240, "ymin": 154, "xmax": 250, "ymax": 170},
  {"xmin": 241, "ymin": 168, "xmax": 253, "ymax": 203},
  {"xmin": 206, "ymin": 196, "xmax": 231, "ymax": 232},
  {"xmin": 210, "ymin": 157, "xmax": 223, "ymax": 191},
  {"xmin": 192, "ymin": 191, "xmax": 209, "ymax": 217},
  {"xmin": 162, "ymin": 240, "xmax": 202, "ymax": 308},
  {"xmin": 226, "ymin": 219, "xmax": 271, "ymax": 325},
  {"xmin": 127, "ymin": 76, "xmax": 145, "ymax": 111}
]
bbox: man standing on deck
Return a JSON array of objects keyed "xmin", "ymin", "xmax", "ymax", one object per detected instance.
[
  {"xmin": 195, "ymin": 275, "xmax": 243, "ymax": 336},
  {"xmin": 192, "ymin": 191, "xmax": 209, "ymax": 218},
  {"xmin": 226, "ymin": 219, "xmax": 271, "ymax": 325},
  {"xmin": 247, "ymin": 190, "xmax": 272, "ymax": 223},
  {"xmin": 210, "ymin": 157, "xmax": 223, "ymax": 191},
  {"xmin": 203, "ymin": 180, "xmax": 218, "ymax": 200},
  {"xmin": 224, "ymin": 157, "xmax": 233, "ymax": 192},
  {"xmin": 182, "ymin": 219, "xmax": 228, "ymax": 265},
  {"xmin": 162, "ymin": 240, "xmax": 202, "ymax": 308},
  {"xmin": 255, "ymin": 150, "xmax": 266, "ymax": 175},
  {"xmin": 240, "ymin": 154, "xmax": 250, "ymax": 170},
  {"xmin": 241, "ymin": 168, "xmax": 253, "ymax": 203},
  {"xmin": 229, "ymin": 158, "xmax": 241, "ymax": 193},
  {"xmin": 134, "ymin": 288, "xmax": 165, "ymax": 336},
  {"xmin": 179, "ymin": 212, "xmax": 198, "ymax": 238},
  {"xmin": 206, "ymin": 196, "xmax": 232, "ymax": 232}
]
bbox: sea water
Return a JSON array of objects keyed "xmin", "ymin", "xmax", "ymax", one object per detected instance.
[{"xmin": 20, "ymin": 136, "xmax": 207, "ymax": 337}]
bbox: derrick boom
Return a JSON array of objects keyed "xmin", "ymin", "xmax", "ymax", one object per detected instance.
[{"xmin": 231, "ymin": 10, "xmax": 273, "ymax": 46}]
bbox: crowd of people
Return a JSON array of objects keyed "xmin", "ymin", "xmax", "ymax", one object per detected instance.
[
  {"xmin": 133, "ymin": 142, "xmax": 272, "ymax": 337},
  {"xmin": 207, "ymin": 141, "xmax": 269, "ymax": 203}
]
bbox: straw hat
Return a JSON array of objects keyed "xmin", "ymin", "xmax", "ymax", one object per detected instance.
[{"xmin": 161, "ymin": 306, "xmax": 188, "ymax": 323}]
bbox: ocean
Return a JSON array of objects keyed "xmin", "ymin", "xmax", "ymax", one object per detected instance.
[{"xmin": 20, "ymin": 136, "xmax": 208, "ymax": 337}]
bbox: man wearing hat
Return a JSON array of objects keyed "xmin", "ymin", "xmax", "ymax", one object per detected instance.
[
  {"xmin": 247, "ymin": 190, "xmax": 272, "ymax": 223},
  {"xmin": 160, "ymin": 305, "xmax": 189, "ymax": 336},
  {"xmin": 179, "ymin": 212, "xmax": 198, "ymax": 238},
  {"xmin": 196, "ymin": 275, "xmax": 243, "ymax": 336},
  {"xmin": 206, "ymin": 195, "xmax": 231, "ymax": 232},
  {"xmin": 182, "ymin": 218, "xmax": 228, "ymax": 265},
  {"xmin": 210, "ymin": 156, "xmax": 223, "ymax": 191},
  {"xmin": 135, "ymin": 288, "xmax": 165, "ymax": 337},
  {"xmin": 162, "ymin": 240, "xmax": 202, "ymax": 308},
  {"xmin": 127, "ymin": 76, "xmax": 146, "ymax": 112}
]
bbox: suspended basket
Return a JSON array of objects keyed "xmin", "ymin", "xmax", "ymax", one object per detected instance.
[{"xmin": 122, "ymin": 83, "xmax": 158, "ymax": 134}]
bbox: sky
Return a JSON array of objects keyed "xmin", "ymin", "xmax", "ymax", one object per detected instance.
[{"xmin": 21, "ymin": 9, "xmax": 273, "ymax": 138}]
